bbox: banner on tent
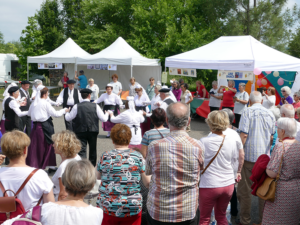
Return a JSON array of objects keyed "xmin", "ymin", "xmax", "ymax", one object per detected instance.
[
  {"xmin": 169, "ymin": 68, "xmax": 196, "ymax": 77},
  {"xmin": 38, "ymin": 63, "xmax": 62, "ymax": 69},
  {"xmin": 87, "ymin": 64, "xmax": 117, "ymax": 71},
  {"xmin": 217, "ymin": 70, "xmax": 254, "ymax": 81}
]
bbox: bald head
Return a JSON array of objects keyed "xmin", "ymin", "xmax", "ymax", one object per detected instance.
[
  {"xmin": 166, "ymin": 102, "xmax": 190, "ymax": 129},
  {"xmin": 249, "ymin": 91, "xmax": 262, "ymax": 105},
  {"xmin": 281, "ymin": 104, "xmax": 295, "ymax": 118}
]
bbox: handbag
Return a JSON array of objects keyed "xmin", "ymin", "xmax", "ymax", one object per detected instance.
[
  {"xmin": 58, "ymin": 80, "xmax": 63, "ymax": 87},
  {"xmin": 256, "ymin": 142, "xmax": 285, "ymax": 202},
  {"xmin": 201, "ymin": 135, "xmax": 226, "ymax": 175}
]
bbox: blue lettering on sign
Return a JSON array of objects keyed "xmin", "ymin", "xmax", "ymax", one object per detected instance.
[{"xmin": 226, "ymin": 73, "xmax": 234, "ymax": 78}]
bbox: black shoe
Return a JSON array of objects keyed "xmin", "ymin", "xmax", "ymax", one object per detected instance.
[
  {"xmin": 48, "ymin": 167, "xmax": 58, "ymax": 174},
  {"xmin": 106, "ymin": 135, "xmax": 110, "ymax": 138}
]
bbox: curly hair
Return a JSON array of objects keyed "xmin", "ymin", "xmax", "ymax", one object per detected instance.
[
  {"xmin": 111, "ymin": 124, "xmax": 132, "ymax": 145},
  {"xmin": 52, "ymin": 130, "xmax": 81, "ymax": 158},
  {"xmin": 205, "ymin": 110, "xmax": 229, "ymax": 132}
]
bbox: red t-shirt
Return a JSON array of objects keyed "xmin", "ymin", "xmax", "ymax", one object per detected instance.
[
  {"xmin": 197, "ymin": 85, "xmax": 209, "ymax": 98},
  {"xmin": 222, "ymin": 88, "xmax": 236, "ymax": 107}
]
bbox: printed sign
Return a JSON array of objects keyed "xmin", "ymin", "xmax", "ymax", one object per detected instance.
[
  {"xmin": 218, "ymin": 70, "xmax": 254, "ymax": 81},
  {"xmin": 169, "ymin": 68, "xmax": 196, "ymax": 77},
  {"xmin": 161, "ymin": 72, "xmax": 168, "ymax": 83}
]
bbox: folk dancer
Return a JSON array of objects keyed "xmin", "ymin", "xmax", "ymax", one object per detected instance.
[{"xmin": 1, "ymin": 83, "xmax": 17, "ymax": 134}]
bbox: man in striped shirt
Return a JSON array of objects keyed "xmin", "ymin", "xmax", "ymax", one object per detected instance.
[{"xmin": 146, "ymin": 102, "xmax": 204, "ymax": 224}]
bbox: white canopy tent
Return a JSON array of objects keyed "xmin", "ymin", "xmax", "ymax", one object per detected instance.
[
  {"xmin": 165, "ymin": 36, "xmax": 300, "ymax": 72},
  {"xmin": 76, "ymin": 37, "xmax": 161, "ymax": 89}
]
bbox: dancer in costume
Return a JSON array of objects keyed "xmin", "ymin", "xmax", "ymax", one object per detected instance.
[{"xmin": 134, "ymin": 85, "xmax": 150, "ymax": 136}]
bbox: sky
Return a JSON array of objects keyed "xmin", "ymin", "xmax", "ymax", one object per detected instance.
[{"xmin": 0, "ymin": 0, "xmax": 300, "ymax": 43}]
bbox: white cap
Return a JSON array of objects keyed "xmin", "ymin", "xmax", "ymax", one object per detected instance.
[{"xmin": 106, "ymin": 83, "xmax": 113, "ymax": 87}]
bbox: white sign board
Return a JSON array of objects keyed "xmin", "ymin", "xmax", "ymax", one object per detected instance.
[
  {"xmin": 217, "ymin": 70, "xmax": 254, "ymax": 81},
  {"xmin": 169, "ymin": 68, "xmax": 196, "ymax": 77}
]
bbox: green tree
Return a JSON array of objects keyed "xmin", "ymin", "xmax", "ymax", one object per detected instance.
[{"xmin": 289, "ymin": 27, "xmax": 300, "ymax": 58}]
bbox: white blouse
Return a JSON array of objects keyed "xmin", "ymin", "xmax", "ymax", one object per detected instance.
[
  {"xmin": 134, "ymin": 95, "xmax": 150, "ymax": 113},
  {"xmin": 28, "ymin": 99, "xmax": 66, "ymax": 122},
  {"xmin": 262, "ymin": 95, "xmax": 276, "ymax": 109},
  {"xmin": 86, "ymin": 84, "xmax": 99, "ymax": 100},
  {"xmin": 95, "ymin": 93, "xmax": 123, "ymax": 106},
  {"xmin": 151, "ymin": 94, "xmax": 161, "ymax": 111}
]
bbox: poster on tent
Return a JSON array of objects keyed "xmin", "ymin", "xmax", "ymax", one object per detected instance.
[
  {"xmin": 38, "ymin": 63, "xmax": 49, "ymax": 69},
  {"xmin": 169, "ymin": 68, "xmax": 197, "ymax": 77},
  {"xmin": 100, "ymin": 64, "xmax": 108, "ymax": 70},
  {"xmin": 48, "ymin": 63, "xmax": 56, "ymax": 69},
  {"xmin": 108, "ymin": 64, "xmax": 117, "ymax": 70},
  {"xmin": 94, "ymin": 64, "xmax": 100, "ymax": 70},
  {"xmin": 87, "ymin": 64, "xmax": 95, "ymax": 69},
  {"xmin": 55, "ymin": 63, "xmax": 62, "ymax": 69},
  {"xmin": 217, "ymin": 70, "xmax": 254, "ymax": 81}
]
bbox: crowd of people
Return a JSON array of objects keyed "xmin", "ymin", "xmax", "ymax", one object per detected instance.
[{"xmin": 0, "ymin": 72, "xmax": 300, "ymax": 225}]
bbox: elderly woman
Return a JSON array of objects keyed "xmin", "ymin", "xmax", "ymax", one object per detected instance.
[
  {"xmin": 51, "ymin": 130, "xmax": 82, "ymax": 201},
  {"xmin": 180, "ymin": 83, "xmax": 193, "ymax": 132},
  {"xmin": 262, "ymin": 87, "xmax": 276, "ymax": 109},
  {"xmin": 199, "ymin": 111, "xmax": 244, "ymax": 225},
  {"xmin": 218, "ymin": 80, "xmax": 237, "ymax": 110},
  {"xmin": 292, "ymin": 91, "xmax": 300, "ymax": 120},
  {"xmin": 61, "ymin": 71, "xmax": 69, "ymax": 88},
  {"xmin": 269, "ymin": 107, "xmax": 281, "ymax": 154},
  {"xmin": 209, "ymin": 81, "xmax": 223, "ymax": 112},
  {"xmin": 3, "ymin": 159, "xmax": 104, "ymax": 225},
  {"xmin": 146, "ymin": 77, "xmax": 156, "ymax": 101},
  {"xmin": 110, "ymin": 74, "xmax": 122, "ymax": 96},
  {"xmin": 96, "ymin": 124, "xmax": 151, "ymax": 225},
  {"xmin": 129, "ymin": 77, "xmax": 140, "ymax": 97},
  {"xmin": 86, "ymin": 78, "xmax": 99, "ymax": 102},
  {"xmin": 277, "ymin": 86, "xmax": 293, "ymax": 108},
  {"xmin": 195, "ymin": 80, "xmax": 208, "ymax": 98},
  {"xmin": 0, "ymin": 130, "xmax": 54, "ymax": 212},
  {"xmin": 95, "ymin": 84, "xmax": 123, "ymax": 138},
  {"xmin": 262, "ymin": 118, "xmax": 300, "ymax": 225},
  {"xmin": 172, "ymin": 80, "xmax": 182, "ymax": 102},
  {"xmin": 233, "ymin": 83, "xmax": 249, "ymax": 128}
]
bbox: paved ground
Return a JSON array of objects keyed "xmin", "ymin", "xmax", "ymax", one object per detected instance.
[{"xmin": 0, "ymin": 102, "xmax": 262, "ymax": 225}]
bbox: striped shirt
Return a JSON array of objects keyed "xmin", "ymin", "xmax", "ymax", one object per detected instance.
[
  {"xmin": 141, "ymin": 128, "xmax": 170, "ymax": 146},
  {"xmin": 146, "ymin": 130, "xmax": 204, "ymax": 222},
  {"xmin": 239, "ymin": 103, "xmax": 276, "ymax": 162}
]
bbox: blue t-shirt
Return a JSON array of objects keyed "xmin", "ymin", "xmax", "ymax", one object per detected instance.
[
  {"xmin": 141, "ymin": 128, "xmax": 170, "ymax": 146},
  {"xmin": 78, "ymin": 75, "xmax": 87, "ymax": 89}
]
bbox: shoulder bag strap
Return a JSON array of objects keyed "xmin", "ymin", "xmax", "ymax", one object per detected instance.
[
  {"xmin": 276, "ymin": 141, "xmax": 285, "ymax": 181},
  {"xmin": 201, "ymin": 135, "xmax": 226, "ymax": 175},
  {"xmin": 16, "ymin": 168, "xmax": 39, "ymax": 196},
  {"xmin": 0, "ymin": 181, "xmax": 8, "ymax": 197},
  {"xmin": 156, "ymin": 129, "xmax": 164, "ymax": 139}
]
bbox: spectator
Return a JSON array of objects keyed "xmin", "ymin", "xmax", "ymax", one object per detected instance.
[
  {"xmin": 280, "ymin": 104, "xmax": 300, "ymax": 142},
  {"xmin": 146, "ymin": 77, "xmax": 156, "ymax": 101},
  {"xmin": 209, "ymin": 81, "xmax": 222, "ymax": 112},
  {"xmin": 195, "ymin": 80, "xmax": 208, "ymax": 98},
  {"xmin": 237, "ymin": 91, "xmax": 276, "ymax": 225},
  {"xmin": 61, "ymin": 71, "xmax": 69, "ymax": 88},
  {"xmin": 277, "ymin": 86, "xmax": 293, "ymax": 108},
  {"xmin": 129, "ymin": 77, "xmax": 140, "ymax": 97},
  {"xmin": 96, "ymin": 124, "xmax": 151, "ymax": 225},
  {"xmin": 75, "ymin": 70, "xmax": 87, "ymax": 90},
  {"xmin": 222, "ymin": 108, "xmax": 236, "ymax": 130},
  {"xmin": 179, "ymin": 78, "xmax": 184, "ymax": 85},
  {"xmin": 233, "ymin": 83, "xmax": 249, "ymax": 128},
  {"xmin": 86, "ymin": 78, "xmax": 99, "ymax": 102},
  {"xmin": 0, "ymin": 154, "xmax": 5, "ymax": 165},
  {"xmin": 110, "ymin": 74, "xmax": 122, "ymax": 96},
  {"xmin": 180, "ymin": 83, "xmax": 193, "ymax": 132},
  {"xmin": 149, "ymin": 85, "xmax": 162, "ymax": 112},
  {"xmin": 297, "ymin": 107, "xmax": 300, "ymax": 121},
  {"xmin": 199, "ymin": 111, "xmax": 244, "ymax": 225},
  {"xmin": 172, "ymin": 80, "xmax": 182, "ymax": 102},
  {"xmin": 262, "ymin": 87, "xmax": 276, "ymax": 109},
  {"xmin": 146, "ymin": 102, "xmax": 204, "ymax": 225},
  {"xmin": 292, "ymin": 91, "xmax": 300, "ymax": 120},
  {"xmin": 262, "ymin": 118, "xmax": 300, "ymax": 225},
  {"xmin": 0, "ymin": 130, "xmax": 54, "ymax": 212},
  {"xmin": 269, "ymin": 107, "xmax": 281, "ymax": 154},
  {"xmin": 3, "ymin": 159, "xmax": 104, "ymax": 225},
  {"xmin": 218, "ymin": 80, "xmax": 237, "ymax": 110},
  {"xmin": 51, "ymin": 130, "xmax": 82, "ymax": 201}
]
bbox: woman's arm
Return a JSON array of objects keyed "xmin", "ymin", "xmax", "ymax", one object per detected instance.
[
  {"xmin": 57, "ymin": 178, "xmax": 68, "ymax": 201},
  {"xmin": 140, "ymin": 145, "xmax": 148, "ymax": 159},
  {"xmin": 217, "ymin": 86, "xmax": 224, "ymax": 94},
  {"xmin": 186, "ymin": 94, "xmax": 193, "ymax": 104},
  {"xmin": 236, "ymin": 98, "xmax": 248, "ymax": 105},
  {"xmin": 266, "ymin": 169, "xmax": 277, "ymax": 179},
  {"xmin": 141, "ymin": 173, "xmax": 151, "ymax": 189},
  {"xmin": 202, "ymin": 89, "xmax": 206, "ymax": 98},
  {"xmin": 43, "ymin": 188, "xmax": 55, "ymax": 203},
  {"xmin": 229, "ymin": 87, "xmax": 237, "ymax": 93}
]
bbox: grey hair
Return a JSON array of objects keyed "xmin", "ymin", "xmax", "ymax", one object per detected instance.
[
  {"xmin": 249, "ymin": 91, "xmax": 262, "ymax": 103},
  {"xmin": 156, "ymin": 84, "xmax": 162, "ymax": 91},
  {"xmin": 62, "ymin": 159, "xmax": 96, "ymax": 197},
  {"xmin": 222, "ymin": 108, "xmax": 235, "ymax": 125},
  {"xmin": 239, "ymin": 83, "xmax": 246, "ymax": 87},
  {"xmin": 164, "ymin": 92, "xmax": 170, "ymax": 96},
  {"xmin": 277, "ymin": 118, "xmax": 297, "ymax": 138},
  {"xmin": 212, "ymin": 81, "xmax": 218, "ymax": 86},
  {"xmin": 281, "ymin": 86, "xmax": 291, "ymax": 95},
  {"xmin": 294, "ymin": 91, "xmax": 300, "ymax": 97},
  {"xmin": 269, "ymin": 107, "xmax": 281, "ymax": 121},
  {"xmin": 64, "ymin": 71, "xmax": 68, "ymax": 75},
  {"xmin": 228, "ymin": 80, "xmax": 235, "ymax": 86},
  {"xmin": 280, "ymin": 104, "xmax": 295, "ymax": 118},
  {"xmin": 166, "ymin": 102, "xmax": 190, "ymax": 128},
  {"xmin": 34, "ymin": 79, "xmax": 42, "ymax": 87},
  {"xmin": 173, "ymin": 80, "xmax": 180, "ymax": 90}
]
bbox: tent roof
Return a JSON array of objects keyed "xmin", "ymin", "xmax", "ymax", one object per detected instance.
[
  {"xmin": 165, "ymin": 36, "xmax": 300, "ymax": 71},
  {"xmin": 27, "ymin": 38, "xmax": 90, "ymax": 63},
  {"xmin": 76, "ymin": 37, "xmax": 160, "ymax": 66}
]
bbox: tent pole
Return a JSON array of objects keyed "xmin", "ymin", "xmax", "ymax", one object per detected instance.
[
  {"xmin": 27, "ymin": 62, "xmax": 29, "ymax": 81},
  {"xmin": 131, "ymin": 59, "xmax": 133, "ymax": 78}
]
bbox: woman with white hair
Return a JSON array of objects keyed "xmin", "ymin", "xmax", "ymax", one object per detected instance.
[
  {"xmin": 262, "ymin": 118, "xmax": 300, "ymax": 225},
  {"xmin": 209, "ymin": 81, "xmax": 222, "ymax": 112},
  {"xmin": 233, "ymin": 83, "xmax": 249, "ymax": 128},
  {"xmin": 277, "ymin": 86, "xmax": 293, "ymax": 108},
  {"xmin": 86, "ymin": 78, "xmax": 99, "ymax": 102},
  {"xmin": 218, "ymin": 80, "xmax": 237, "ymax": 110},
  {"xmin": 292, "ymin": 91, "xmax": 300, "ymax": 120}
]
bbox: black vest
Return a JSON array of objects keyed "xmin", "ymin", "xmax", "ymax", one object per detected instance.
[
  {"xmin": 63, "ymin": 88, "xmax": 79, "ymax": 108},
  {"xmin": 164, "ymin": 98, "xmax": 174, "ymax": 105},
  {"xmin": 5, "ymin": 97, "xmax": 19, "ymax": 129},
  {"xmin": 73, "ymin": 101, "xmax": 99, "ymax": 133},
  {"xmin": 19, "ymin": 89, "xmax": 31, "ymax": 111}
]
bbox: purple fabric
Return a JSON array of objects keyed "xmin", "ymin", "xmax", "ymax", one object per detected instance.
[
  {"xmin": 172, "ymin": 88, "xmax": 182, "ymax": 102},
  {"xmin": 102, "ymin": 109, "xmax": 120, "ymax": 131},
  {"xmin": 140, "ymin": 119, "xmax": 151, "ymax": 137},
  {"xmin": 20, "ymin": 206, "xmax": 41, "ymax": 222},
  {"xmin": 280, "ymin": 95, "xmax": 293, "ymax": 105},
  {"xmin": 1, "ymin": 119, "xmax": 6, "ymax": 135},
  {"xmin": 26, "ymin": 122, "xmax": 56, "ymax": 169}
]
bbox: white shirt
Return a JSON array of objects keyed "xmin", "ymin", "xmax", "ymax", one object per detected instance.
[
  {"xmin": 28, "ymin": 99, "xmax": 66, "ymax": 122},
  {"xmin": 110, "ymin": 110, "xmax": 145, "ymax": 145},
  {"xmin": 65, "ymin": 99, "xmax": 109, "ymax": 122},
  {"xmin": 110, "ymin": 81, "xmax": 122, "ymax": 95},
  {"xmin": 17, "ymin": 88, "xmax": 30, "ymax": 101},
  {"xmin": 86, "ymin": 84, "xmax": 99, "ymax": 100},
  {"xmin": 52, "ymin": 155, "xmax": 81, "ymax": 200},
  {"xmin": 31, "ymin": 86, "xmax": 57, "ymax": 105},
  {"xmin": 7, "ymin": 96, "xmax": 28, "ymax": 117},
  {"xmin": 158, "ymin": 96, "xmax": 174, "ymax": 112},
  {"xmin": 134, "ymin": 95, "xmax": 150, "ymax": 113},
  {"xmin": 0, "ymin": 167, "xmax": 53, "ymax": 211},
  {"xmin": 234, "ymin": 91, "xmax": 249, "ymax": 114},
  {"xmin": 182, "ymin": 91, "xmax": 192, "ymax": 103},
  {"xmin": 151, "ymin": 94, "xmax": 161, "ymax": 111},
  {"xmin": 208, "ymin": 88, "xmax": 222, "ymax": 107},
  {"xmin": 199, "ymin": 133, "xmax": 239, "ymax": 188},
  {"xmin": 262, "ymin": 95, "xmax": 276, "ymax": 109},
  {"xmin": 56, "ymin": 88, "xmax": 83, "ymax": 106},
  {"xmin": 95, "ymin": 93, "xmax": 123, "ymax": 106},
  {"xmin": 2, "ymin": 202, "xmax": 103, "ymax": 225}
]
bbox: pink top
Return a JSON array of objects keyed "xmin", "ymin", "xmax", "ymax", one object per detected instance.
[
  {"xmin": 172, "ymin": 88, "xmax": 182, "ymax": 102},
  {"xmin": 293, "ymin": 101, "xmax": 300, "ymax": 120}
]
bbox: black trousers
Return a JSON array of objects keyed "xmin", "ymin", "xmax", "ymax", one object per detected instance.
[
  {"xmin": 64, "ymin": 105, "xmax": 74, "ymax": 131},
  {"xmin": 222, "ymin": 106, "xmax": 234, "ymax": 111},
  {"xmin": 209, "ymin": 106, "xmax": 220, "ymax": 112},
  {"xmin": 19, "ymin": 115, "xmax": 31, "ymax": 136},
  {"xmin": 230, "ymin": 186, "xmax": 238, "ymax": 216},
  {"xmin": 234, "ymin": 113, "xmax": 241, "ymax": 129},
  {"xmin": 76, "ymin": 132, "xmax": 98, "ymax": 166},
  {"xmin": 147, "ymin": 208, "xmax": 200, "ymax": 225}
]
